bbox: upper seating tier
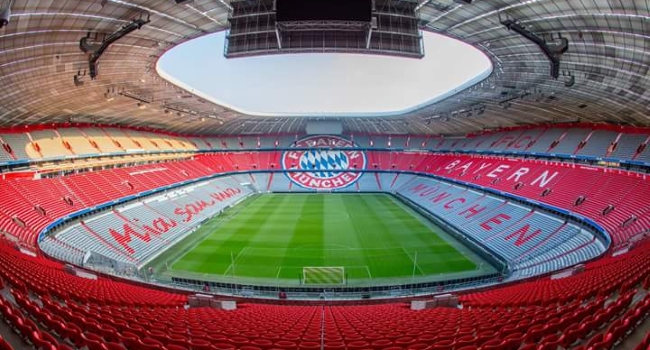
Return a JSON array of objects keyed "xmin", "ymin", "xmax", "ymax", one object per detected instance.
[{"xmin": 2, "ymin": 124, "xmax": 650, "ymax": 166}]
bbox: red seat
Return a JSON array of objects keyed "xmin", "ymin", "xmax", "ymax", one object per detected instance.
[
  {"xmin": 368, "ymin": 338, "xmax": 391, "ymax": 349},
  {"xmin": 347, "ymin": 340, "xmax": 370, "ymax": 349},
  {"xmin": 588, "ymin": 332, "xmax": 614, "ymax": 350},
  {"xmin": 324, "ymin": 341, "xmax": 346, "ymax": 350},
  {"xmin": 250, "ymin": 338, "xmax": 274, "ymax": 349},
  {"xmin": 430, "ymin": 339, "xmax": 454, "ymax": 350},
  {"xmin": 455, "ymin": 335, "xmax": 476, "ymax": 348},
  {"xmin": 30, "ymin": 331, "xmax": 56, "ymax": 350},
  {"xmin": 189, "ymin": 338, "xmax": 213, "ymax": 350},
  {"xmin": 298, "ymin": 341, "xmax": 321, "ymax": 350},
  {"xmin": 137, "ymin": 338, "xmax": 163, "ymax": 350},
  {"xmin": 479, "ymin": 339, "xmax": 501, "ymax": 350},
  {"xmin": 166, "ymin": 346, "xmax": 187, "ymax": 350},
  {"xmin": 394, "ymin": 336, "xmax": 415, "ymax": 346},
  {"xmin": 104, "ymin": 342, "xmax": 127, "ymax": 350},
  {"xmin": 475, "ymin": 331, "xmax": 497, "ymax": 346},
  {"xmin": 537, "ymin": 334, "xmax": 561, "ymax": 350},
  {"xmin": 213, "ymin": 343, "xmax": 236, "ymax": 350},
  {"xmin": 524, "ymin": 324, "xmax": 546, "ymax": 343}
]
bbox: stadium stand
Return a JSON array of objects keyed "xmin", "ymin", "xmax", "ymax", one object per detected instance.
[
  {"xmin": 1, "ymin": 0, "xmax": 649, "ymax": 346},
  {"xmin": 3, "ymin": 124, "xmax": 650, "ymax": 166},
  {"xmin": 1, "ymin": 150, "xmax": 648, "ymax": 248},
  {"xmin": 610, "ymin": 133, "xmax": 647, "ymax": 161},
  {"xmin": 26, "ymin": 153, "xmax": 619, "ymax": 284},
  {"xmin": 395, "ymin": 177, "xmax": 604, "ymax": 277},
  {"xmin": 266, "ymin": 172, "xmax": 294, "ymax": 192},
  {"xmin": 79, "ymin": 128, "xmax": 124, "ymax": 154},
  {"xmin": 28, "ymin": 130, "xmax": 73, "ymax": 159},
  {"xmin": 407, "ymin": 153, "xmax": 649, "ymax": 246},
  {"xmin": 0, "ymin": 132, "xmax": 31, "ymax": 160},
  {"xmin": 56, "ymin": 127, "xmax": 97, "ymax": 155},
  {"xmin": 45, "ymin": 177, "xmax": 252, "ymax": 265},
  {"xmin": 0, "ymin": 128, "xmax": 648, "ymax": 348},
  {"xmin": 576, "ymin": 130, "xmax": 619, "ymax": 158},
  {"xmin": 1, "ymin": 234, "xmax": 649, "ymax": 349}
]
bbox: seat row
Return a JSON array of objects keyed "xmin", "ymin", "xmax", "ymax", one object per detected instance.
[
  {"xmin": 1, "ymin": 236, "xmax": 649, "ymax": 349},
  {"xmin": 42, "ymin": 177, "xmax": 252, "ymax": 265},
  {"xmin": 2, "ymin": 151, "xmax": 647, "ymax": 250},
  {"xmin": 395, "ymin": 176, "xmax": 605, "ymax": 276},
  {"xmin": 2, "ymin": 124, "xmax": 650, "ymax": 164}
]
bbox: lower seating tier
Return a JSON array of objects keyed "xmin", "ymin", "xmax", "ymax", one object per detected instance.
[
  {"xmin": 41, "ymin": 177, "xmax": 253, "ymax": 267},
  {"xmin": 1, "ymin": 237, "xmax": 649, "ymax": 350}
]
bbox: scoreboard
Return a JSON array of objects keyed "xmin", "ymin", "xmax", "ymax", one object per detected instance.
[
  {"xmin": 276, "ymin": 0, "xmax": 372, "ymax": 22},
  {"xmin": 225, "ymin": 0, "xmax": 423, "ymax": 59}
]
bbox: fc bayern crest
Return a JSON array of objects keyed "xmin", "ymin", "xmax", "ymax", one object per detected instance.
[{"xmin": 282, "ymin": 135, "xmax": 367, "ymax": 190}]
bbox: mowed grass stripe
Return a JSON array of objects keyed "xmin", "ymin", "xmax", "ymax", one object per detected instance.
[
  {"xmin": 377, "ymin": 195, "xmax": 476, "ymax": 274},
  {"xmin": 324, "ymin": 195, "xmax": 372, "ymax": 279},
  {"xmin": 354, "ymin": 195, "xmax": 429, "ymax": 278},
  {"xmin": 339, "ymin": 194, "xmax": 427, "ymax": 278},
  {"xmin": 173, "ymin": 195, "xmax": 297, "ymax": 276},
  {"xmin": 170, "ymin": 193, "xmax": 477, "ymax": 282},
  {"xmin": 228, "ymin": 195, "xmax": 304, "ymax": 277},
  {"xmin": 277, "ymin": 195, "xmax": 325, "ymax": 279}
]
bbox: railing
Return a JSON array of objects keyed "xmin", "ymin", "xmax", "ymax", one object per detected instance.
[
  {"xmin": 165, "ymin": 273, "xmax": 505, "ymax": 301},
  {"xmin": 4, "ymin": 145, "xmax": 650, "ymax": 175}
]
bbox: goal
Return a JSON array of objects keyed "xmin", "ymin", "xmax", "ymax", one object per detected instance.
[{"xmin": 302, "ymin": 266, "xmax": 346, "ymax": 285}]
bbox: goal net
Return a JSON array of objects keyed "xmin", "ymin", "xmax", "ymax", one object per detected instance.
[{"xmin": 302, "ymin": 266, "xmax": 346, "ymax": 285}]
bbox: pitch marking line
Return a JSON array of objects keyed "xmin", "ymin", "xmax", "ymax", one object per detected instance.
[
  {"xmin": 401, "ymin": 247, "xmax": 425, "ymax": 276},
  {"xmin": 365, "ymin": 265, "xmax": 372, "ymax": 278},
  {"xmin": 276, "ymin": 266, "xmax": 282, "ymax": 278},
  {"xmin": 223, "ymin": 247, "xmax": 248, "ymax": 276}
]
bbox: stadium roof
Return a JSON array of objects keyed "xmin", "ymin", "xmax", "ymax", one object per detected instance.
[
  {"xmin": 0, "ymin": 0, "xmax": 647, "ymax": 135},
  {"xmin": 157, "ymin": 31, "xmax": 492, "ymax": 118}
]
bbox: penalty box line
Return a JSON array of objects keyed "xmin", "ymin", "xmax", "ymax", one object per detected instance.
[
  {"xmin": 223, "ymin": 247, "xmax": 248, "ymax": 276},
  {"xmin": 275, "ymin": 265, "xmax": 372, "ymax": 278},
  {"xmin": 402, "ymin": 247, "xmax": 425, "ymax": 276}
]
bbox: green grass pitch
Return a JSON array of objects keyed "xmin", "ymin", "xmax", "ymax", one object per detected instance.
[{"xmin": 169, "ymin": 193, "xmax": 478, "ymax": 283}]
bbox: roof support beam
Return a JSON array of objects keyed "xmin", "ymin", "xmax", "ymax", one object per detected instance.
[
  {"xmin": 501, "ymin": 18, "xmax": 568, "ymax": 79},
  {"xmin": 80, "ymin": 13, "xmax": 150, "ymax": 79}
]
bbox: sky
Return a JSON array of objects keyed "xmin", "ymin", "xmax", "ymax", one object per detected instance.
[{"xmin": 156, "ymin": 31, "xmax": 492, "ymax": 117}]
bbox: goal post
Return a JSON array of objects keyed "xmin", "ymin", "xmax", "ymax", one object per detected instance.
[{"xmin": 302, "ymin": 266, "xmax": 346, "ymax": 285}]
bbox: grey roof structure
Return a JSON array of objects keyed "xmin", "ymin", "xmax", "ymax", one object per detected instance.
[{"xmin": 0, "ymin": 0, "xmax": 647, "ymax": 135}]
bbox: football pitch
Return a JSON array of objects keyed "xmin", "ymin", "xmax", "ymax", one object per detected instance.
[{"xmin": 164, "ymin": 193, "xmax": 485, "ymax": 284}]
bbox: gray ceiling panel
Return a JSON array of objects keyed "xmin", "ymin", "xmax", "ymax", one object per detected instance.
[{"xmin": 0, "ymin": 0, "xmax": 646, "ymax": 135}]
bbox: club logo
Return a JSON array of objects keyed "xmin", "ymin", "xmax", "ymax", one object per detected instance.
[{"xmin": 281, "ymin": 135, "xmax": 367, "ymax": 190}]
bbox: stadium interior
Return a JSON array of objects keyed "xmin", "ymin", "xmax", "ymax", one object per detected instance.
[{"xmin": 0, "ymin": 0, "xmax": 649, "ymax": 350}]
